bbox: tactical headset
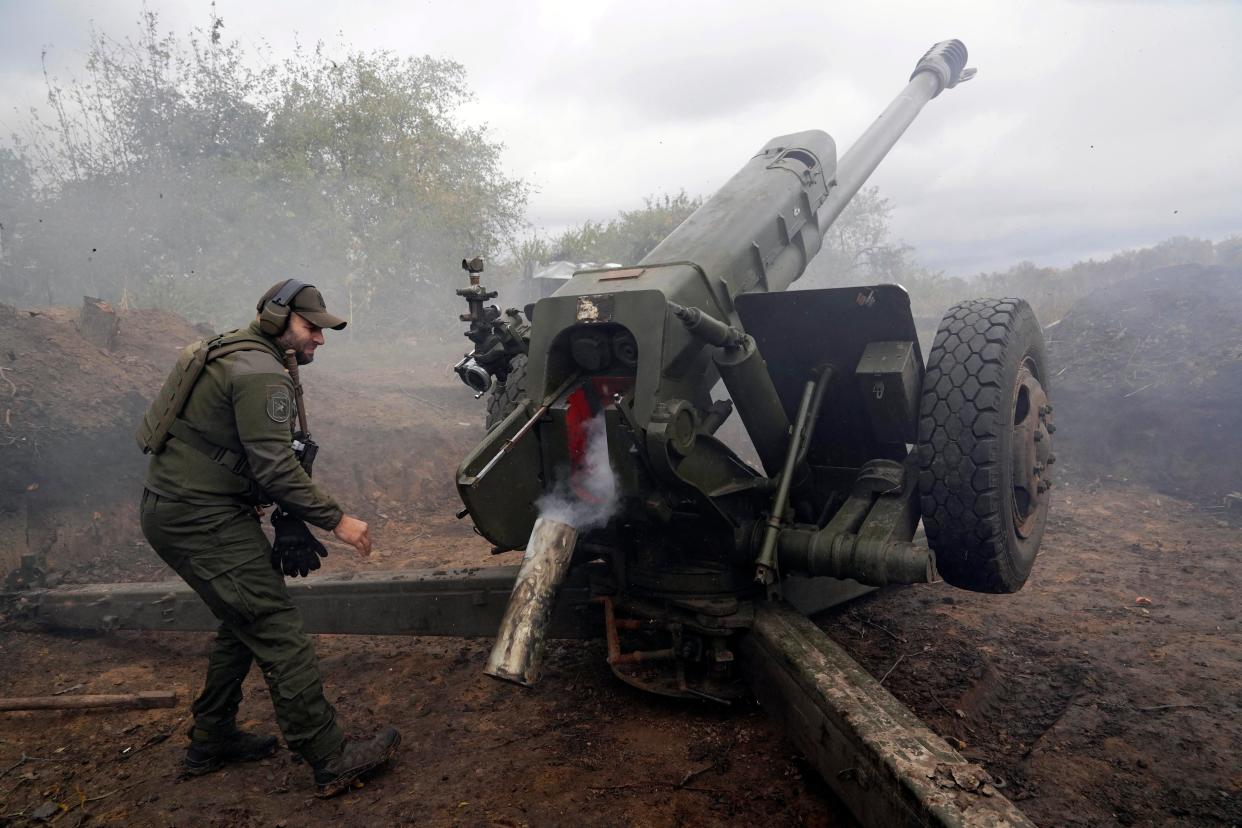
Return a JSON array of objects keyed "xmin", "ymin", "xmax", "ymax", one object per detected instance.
[{"xmin": 257, "ymin": 279, "xmax": 311, "ymax": 336}]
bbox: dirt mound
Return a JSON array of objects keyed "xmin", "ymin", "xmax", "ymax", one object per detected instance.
[
  {"xmin": 1046, "ymin": 264, "xmax": 1242, "ymax": 504},
  {"xmin": 0, "ymin": 303, "xmax": 204, "ymax": 483},
  {"xmin": 0, "ymin": 304, "xmax": 209, "ymax": 579}
]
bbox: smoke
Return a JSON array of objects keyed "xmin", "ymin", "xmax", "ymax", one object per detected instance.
[{"xmin": 536, "ymin": 412, "xmax": 620, "ymax": 531}]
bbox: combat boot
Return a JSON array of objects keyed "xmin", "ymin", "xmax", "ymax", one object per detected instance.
[
  {"xmin": 183, "ymin": 728, "xmax": 279, "ymax": 776},
  {"xmin": 312, "ymin": 727, "xmax": 401, "ymax": 798}
]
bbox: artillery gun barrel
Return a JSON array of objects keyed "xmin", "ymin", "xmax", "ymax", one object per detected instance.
[
  {"xmin": 638, "ymin": 40, "xmax": 972, "ymax": 299},
  {"xmin": 817, "ymin": 40, "xmax": 973, "ymax": 235}
]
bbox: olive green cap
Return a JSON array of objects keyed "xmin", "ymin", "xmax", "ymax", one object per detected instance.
[{"xmin": 257, "ymin": 280, "xmax": 348, "ymax": 330}]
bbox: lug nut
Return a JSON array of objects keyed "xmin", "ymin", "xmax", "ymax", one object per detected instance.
[
  {"xmin": 1047, "ymin": 453, "xmax": 1057, "ymax": 465},
  {"xmin": 1033, "ymin": 432, "xmax": 1043, "ymax": 442}
]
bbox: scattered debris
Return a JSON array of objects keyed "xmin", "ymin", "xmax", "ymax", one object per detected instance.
[
  {"xmin": 879, "ymin": 645, "xmax": 934, "ymax": 685},
  {"xmin": 929, "ymin": 762, "xmax": 997, "ymax": 796},
  {"xmin": 28, "ymin": 800, "xmax": 60, "ymax": 821}
]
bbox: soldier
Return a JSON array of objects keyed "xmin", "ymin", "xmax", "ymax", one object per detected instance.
[{"xmin": 137, "ymin": 280, "xmax": 399, "ymax": 797}]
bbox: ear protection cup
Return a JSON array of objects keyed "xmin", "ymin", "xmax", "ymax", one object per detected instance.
[{"xmin": 258, "ymin": 279, "xmax": 311, "ymax": 336}]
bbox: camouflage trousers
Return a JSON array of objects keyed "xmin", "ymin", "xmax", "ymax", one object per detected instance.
[{"xmin": 139, "ymin": 489, "xmax": 344, "ymax": 763}]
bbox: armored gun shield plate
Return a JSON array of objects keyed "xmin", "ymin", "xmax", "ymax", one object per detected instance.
[
  {"xmin": 457, "ymin": 402, "xmax": 543, "ymax": 549},
  {"xmin": 735, "ymin": 285, "xmax": 923, "ymax": 468}
]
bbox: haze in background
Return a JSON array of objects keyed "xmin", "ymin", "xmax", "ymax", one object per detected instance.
[{"xmin": 3, "ymin": 0, "xmax": 1238, "ymax": 277}]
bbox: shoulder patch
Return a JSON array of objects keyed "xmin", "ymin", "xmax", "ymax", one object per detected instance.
[{"xmin": 266, "ymin": 385, "xmax": 292, "ymax": 423}]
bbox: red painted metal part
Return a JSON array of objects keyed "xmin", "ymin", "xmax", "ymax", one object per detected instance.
[
  {"xmin": 564, "ymin": 376, "xmax": 633, "ymax": 504},
  {"xmin": 593, "ymin": 595, "xmax": 674, "ymax": 666}
]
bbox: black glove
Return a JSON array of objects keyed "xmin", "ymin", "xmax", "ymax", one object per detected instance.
[{"xmin": 270, "ymin": 509, "xmax": 327, "ymax": 577}]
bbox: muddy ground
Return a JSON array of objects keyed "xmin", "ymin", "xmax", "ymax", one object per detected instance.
[{"xmin": 1, "ymin": 274, "xmax": 1241, "ymax": 827}]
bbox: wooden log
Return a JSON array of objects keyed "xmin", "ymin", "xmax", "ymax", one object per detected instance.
[{"xmin": 0, "ymin": 690, "xmax": 177, "ymax": 712}]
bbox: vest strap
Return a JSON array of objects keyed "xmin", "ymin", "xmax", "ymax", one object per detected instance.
[{"xmin": 166, "ymin": 418, "xmax": 251, "ymax": 476}]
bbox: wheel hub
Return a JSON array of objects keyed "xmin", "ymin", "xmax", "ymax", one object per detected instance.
[{"xmin": 1010, "ymin": 358, "xmax": 1054, "ymax": 538}]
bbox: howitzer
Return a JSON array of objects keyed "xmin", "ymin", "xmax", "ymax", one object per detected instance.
[
  {"xmin": 448, "ymin": 39, "xmax": 1050, "ymax": 824},
  {"xmin": 454, "ymin": 38, "xmax": 1052, "ymax": 692},
  {"xmin": 16, "ymin": 41, "xmax": 1050, "ymax": 827}
]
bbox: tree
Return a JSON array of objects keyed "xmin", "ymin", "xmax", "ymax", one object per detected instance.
[
  {"xmin": 0, "ymin": 148, "xmax": 36, "ymax": 303},
  {"xmin": 6, "ymin": 11, "xmax": 528, "ymax": 333},
  {"xmin": 8, "ymin": 10, "xmax": 286, "ymax": 315},
  {"xmin": 1215, "ymin": 235, "xmax": 1242, "ymax": 268},
  {"xmin": 541, "ymin": 191, "xmax": 703, "ymax": 266},
  {"xmin": 262, "ymin": 47, "xmax": 528, "ymax": 332},
  {"xmin": 797, "ymin": 186, "xmax": 920, "ymax": 289}
]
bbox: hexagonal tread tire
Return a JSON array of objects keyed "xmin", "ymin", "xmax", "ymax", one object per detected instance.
[{"xmin": 916, "ymin": 298, "xmax": 1052, "ymax": 593}]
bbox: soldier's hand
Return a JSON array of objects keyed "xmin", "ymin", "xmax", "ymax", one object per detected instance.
[{"xmin": 333, "ymin": 514, "xmax": 372, "ymax": 557}]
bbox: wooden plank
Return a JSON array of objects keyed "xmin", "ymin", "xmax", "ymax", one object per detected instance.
[{"xmin": 740, "ymin": 601, "xmax": 1036, "ymax": 828}]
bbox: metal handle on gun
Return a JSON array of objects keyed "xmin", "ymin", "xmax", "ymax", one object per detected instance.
[{"xmin": 468, "ymin": 373, "xmax": 581, "ymax": 488}]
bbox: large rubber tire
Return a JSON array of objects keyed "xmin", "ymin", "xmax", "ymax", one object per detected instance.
[
  {"xmin": 916, "ymin": 298, "xmax": 1054, "ymax": 594},
  {"xmin": 484, "ymin": 354, "xmax": 529, "ymax": 431}
]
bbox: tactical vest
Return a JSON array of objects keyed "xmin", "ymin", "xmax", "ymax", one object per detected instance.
[{"xmin": 136, "ymin": 330, "xmax": 275, "ymax": 457}]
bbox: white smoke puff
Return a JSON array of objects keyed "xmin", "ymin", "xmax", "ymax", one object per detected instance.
[{"xmin": 537, "ymin": 412, "xmax": 619, "ymax": 531}]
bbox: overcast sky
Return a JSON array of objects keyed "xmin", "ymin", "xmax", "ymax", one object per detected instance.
[{"xmin": 1, "ymin": 0, "xmax": 1239, "ymax": 275}]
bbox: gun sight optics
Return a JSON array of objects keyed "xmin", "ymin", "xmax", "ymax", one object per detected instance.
[{"xmin": 454, "ymin": 355, "xmax": 493, "ymax": 397}]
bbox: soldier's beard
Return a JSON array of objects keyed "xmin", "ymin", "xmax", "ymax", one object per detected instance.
[{"xmin": 275, "ymin": 330, "xmax": 317, "ymax": 365}]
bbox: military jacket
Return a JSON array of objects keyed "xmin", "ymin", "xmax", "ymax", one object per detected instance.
[{"xmin": 145, "ymin": 322, "xmax": 344, "ymax": 530}]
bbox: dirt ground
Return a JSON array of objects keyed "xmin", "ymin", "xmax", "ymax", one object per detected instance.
[
  {"xmin": 1, "ymin": 480, "xmax": 1238, "ymax": 827},
  {"xmin": 1, "ymin": 280, "xmax": 1241, "ymax": 826},
  {"xmin": 826, "ymin": 482, "xmax": 1242, "ymax": 827}
]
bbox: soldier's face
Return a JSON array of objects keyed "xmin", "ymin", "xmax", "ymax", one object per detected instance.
[{"xmin": 278, "ymin": 313, "xmax": 326, "ymax": 365}]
